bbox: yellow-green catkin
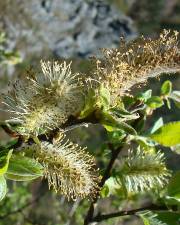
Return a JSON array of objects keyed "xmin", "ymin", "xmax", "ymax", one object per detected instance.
[
  {"xmin": 25, "ymin": 134, "xmax": 100, "ymax": 200},
  {"xmin": 121, "ymin": 149, "xmax": 171, "ymax": 192},
  {"xmin": 3, "ymin": 61, "xmax": 85, "ymax": 135}
]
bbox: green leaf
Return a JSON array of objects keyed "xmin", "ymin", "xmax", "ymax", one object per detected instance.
[
  {"xmin": 123, "ymin": 95, "xmax": 136, "ymax": 107},
  {"xmin": 0, "ymin": 175, "xmax": 7, "ymax": 201},
  {"xmin": 140, "ymin": 214, "xmax": 151, "ymax": 225},
  {"xmin": 169, "ymin": 91, "xmax": 180, "ymax": 102},
  {"xmin": 137, "ymin": 90, "xmax": 152, "ymax": 101},
  {"xmin": 6, "ymin": 154, "xmax": 43, "ymax": 181},
  {"xmin": 0, "ymin": 149, "xmax": 13, "ymax": 175},
  {"xmin": 101, "ymin": 111, "xmax": 137, "ymax": 135},
  {"xmin": 150, "ymin": 117, "xmax": 164, "ymax": 134},
  {"xmin": 150, "ymin": 122, "xmax": 180, "ymax": 147},
  {"xmin": 116, "ymin": 121, "xmax": 137, "ymax": 135},
  {"xmin": 98, "ymin": 85, "xmax": 111, "ymax": 110},
  {"xmin": 169, "ymin": 91, "xmax": 180, "ymax": 108},
  {"xmin": 161, "ymin": 80, "xmax": 172, "ymax": 96},
  {"xmin": 3, "ymin": 51, "xmax": 22, "ymax": 65},
  {"xmin": 79, "ymin": 89, "xmax": 96, "ymax": 119},
  {"xmin": 146, "ymin": 96, "xmax": 164, "ymax": 109},
  {"xmin": 139, "ymin": 211, "xmax": 167, "ymax": 225},
  {"xmin": 165, "ymin": 196, "xmax": 180, "ymax": 206},
  {"xmin": 6, "ymin": 139, "xmax": 18, "ymax": 149},
  {"xmin": 140, "ymin": 211, "xmax": 180, "ymax": 225},
  {"xmin": 110, "ymin": 107, "xmax": 139, "ymax": 121},
  {"xmin": 108, "ymin": 130, "xmax": 126, "ymax": 145},
  {"xmin": 130, "ymin": 135, "xmax": 155, "ymax": 149},
  {"xmin": 104, "ymin": 177, "xmax": 121, "ymax": 196},
  {"xmin": 167, "ymin": 172, "xmax": 180, "ymax": 203},
  {"xmin": 100, "ymin": 185, "xmax": 109, "ymax": 198},
  {"xmin": 165, "ymin": 98, "xmax": 171, "ymax": 109},
  {"xmin": 155, "ymin": 211, "xmax": 180, "ymax": 225}
]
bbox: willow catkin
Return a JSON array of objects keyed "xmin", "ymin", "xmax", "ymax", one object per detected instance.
[
  {"xmin": 25, "ymin": 134, "xmax": 100, "ymax": 200},
  {"xmin": 94, "ymin": 30, "xmax": 180, "ymax": 101},
  {"xmin": 120, "ymin": 149, "xmax": 171, "ymax": 193},
  {"xmin": 3, "ymin": 61, "xmax": 85, "ymax": 135}
]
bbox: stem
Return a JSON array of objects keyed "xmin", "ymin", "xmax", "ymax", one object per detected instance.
[
  {"xmin": 84, "ymin": 110, "xmax": 150, "ymax": 225},
  {"xmin": 92, "ymin": 204, "xmax": 170, "ymax": 222},
  {"xmin": 0, "ymin": 123, "xmax": 20, "ymax": 137},
  {"xmin": 84, "ymin": 142, "xmax": 125, "ymax": 225},
  {"xmin": 100, "ymin": 145, "xmax": 123, "ymax": 187},
  {"xmin": 1, "ymin": 114, "xmax": 99, "ymax": 150}
]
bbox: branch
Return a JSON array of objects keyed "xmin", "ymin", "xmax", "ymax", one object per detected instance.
[
  {"xmin": 83, "ymin": 141, "xmax": 125, "ymax": 225},
  {"xmin": 1, "ymin": 112, "xmax": 99, "ymax": 151},
  {"xmin": 0, "ymin": 123, "xmax": 20, "ymax": 137},
  {"xmin": 0, "ymin": 122, "xmax": 24, "ymax": 150},
  {"xmin": 83, "ymin": 110, "xmax": 156, "ymax": 225},
  {"xmin": 92, "ymin": 204, "xmax": 170, "ymax": 222}
]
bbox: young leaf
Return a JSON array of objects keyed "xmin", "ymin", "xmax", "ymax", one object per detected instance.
[
  {"xmin": 161, "ymin": 80, "xmax": 172, "ymax": 96},
  {"xmin": 0, "ymin": 175, "xmax": 7, "ymax": 201},
  {"xmin": 146, "ymin": 96, "xmax": 164, "ymax": 109},
  {"xmin": 101, "ymin": 111, "xmax": 137, "ymax": 135},
  {"xmin": 130, "ymin": 135, "xmax": 155, "ymax": 149},
  {"xmin": 150, "ymin": 122, "xmax": 180, "ymax": 147},
  {"xmin": 165, "ymin": 98, "xmax": 171, "ymax": 109},
  {"xmin": 79, "ymin": 89, "xmax": 96, "ymax": 119},
  {"xmin": 103, "ymin": 177, "xmax": 121, "ymax": 197},
  {"xmin": 110, "ymin": 107, "xmax": 139, "ymax": 121},
  {"xmin": 137, "ymin": 89, "xmax": 152, "ymax": 102},
  {"xmin": 6, "ymin": 154, "xmax": 43, "ymax": 181},
  {"xmin": 0, "ymin": 149, "xmax": 13, "ymax": 175},
  {"xmin": 169, "ymin": 90, "xmax": 180, "ymax": 108},
  {"xmin": 150, "ymin": 117, "xmax": 164, "ymax": 134},
  {"xmin": 98, "ymin": 85, "xmax": 111, "ymax": 110}
]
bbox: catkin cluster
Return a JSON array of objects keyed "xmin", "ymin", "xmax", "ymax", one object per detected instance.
[
  {"xmin": 2, "ymin": 60, "xmax": 99, "ymax": 200},
  {"xmin": 2, "ymin": 30, "xmax": 180, "ymax": 200}
]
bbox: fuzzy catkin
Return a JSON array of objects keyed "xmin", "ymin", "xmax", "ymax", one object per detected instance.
[
  {"xmin": 94, "ymin": 30, "xmax": 180, "ymax": 101},
  {"xmin": 120, "ymin": 149, "xmax": 171, "ymax": 193},
  {"xmin": 3, "ymin": 61, "xmax": 85, "ymax": 135},
  {"xmin": 25, "ymin": 135, "xmax": 100, "ymax": 200}
]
